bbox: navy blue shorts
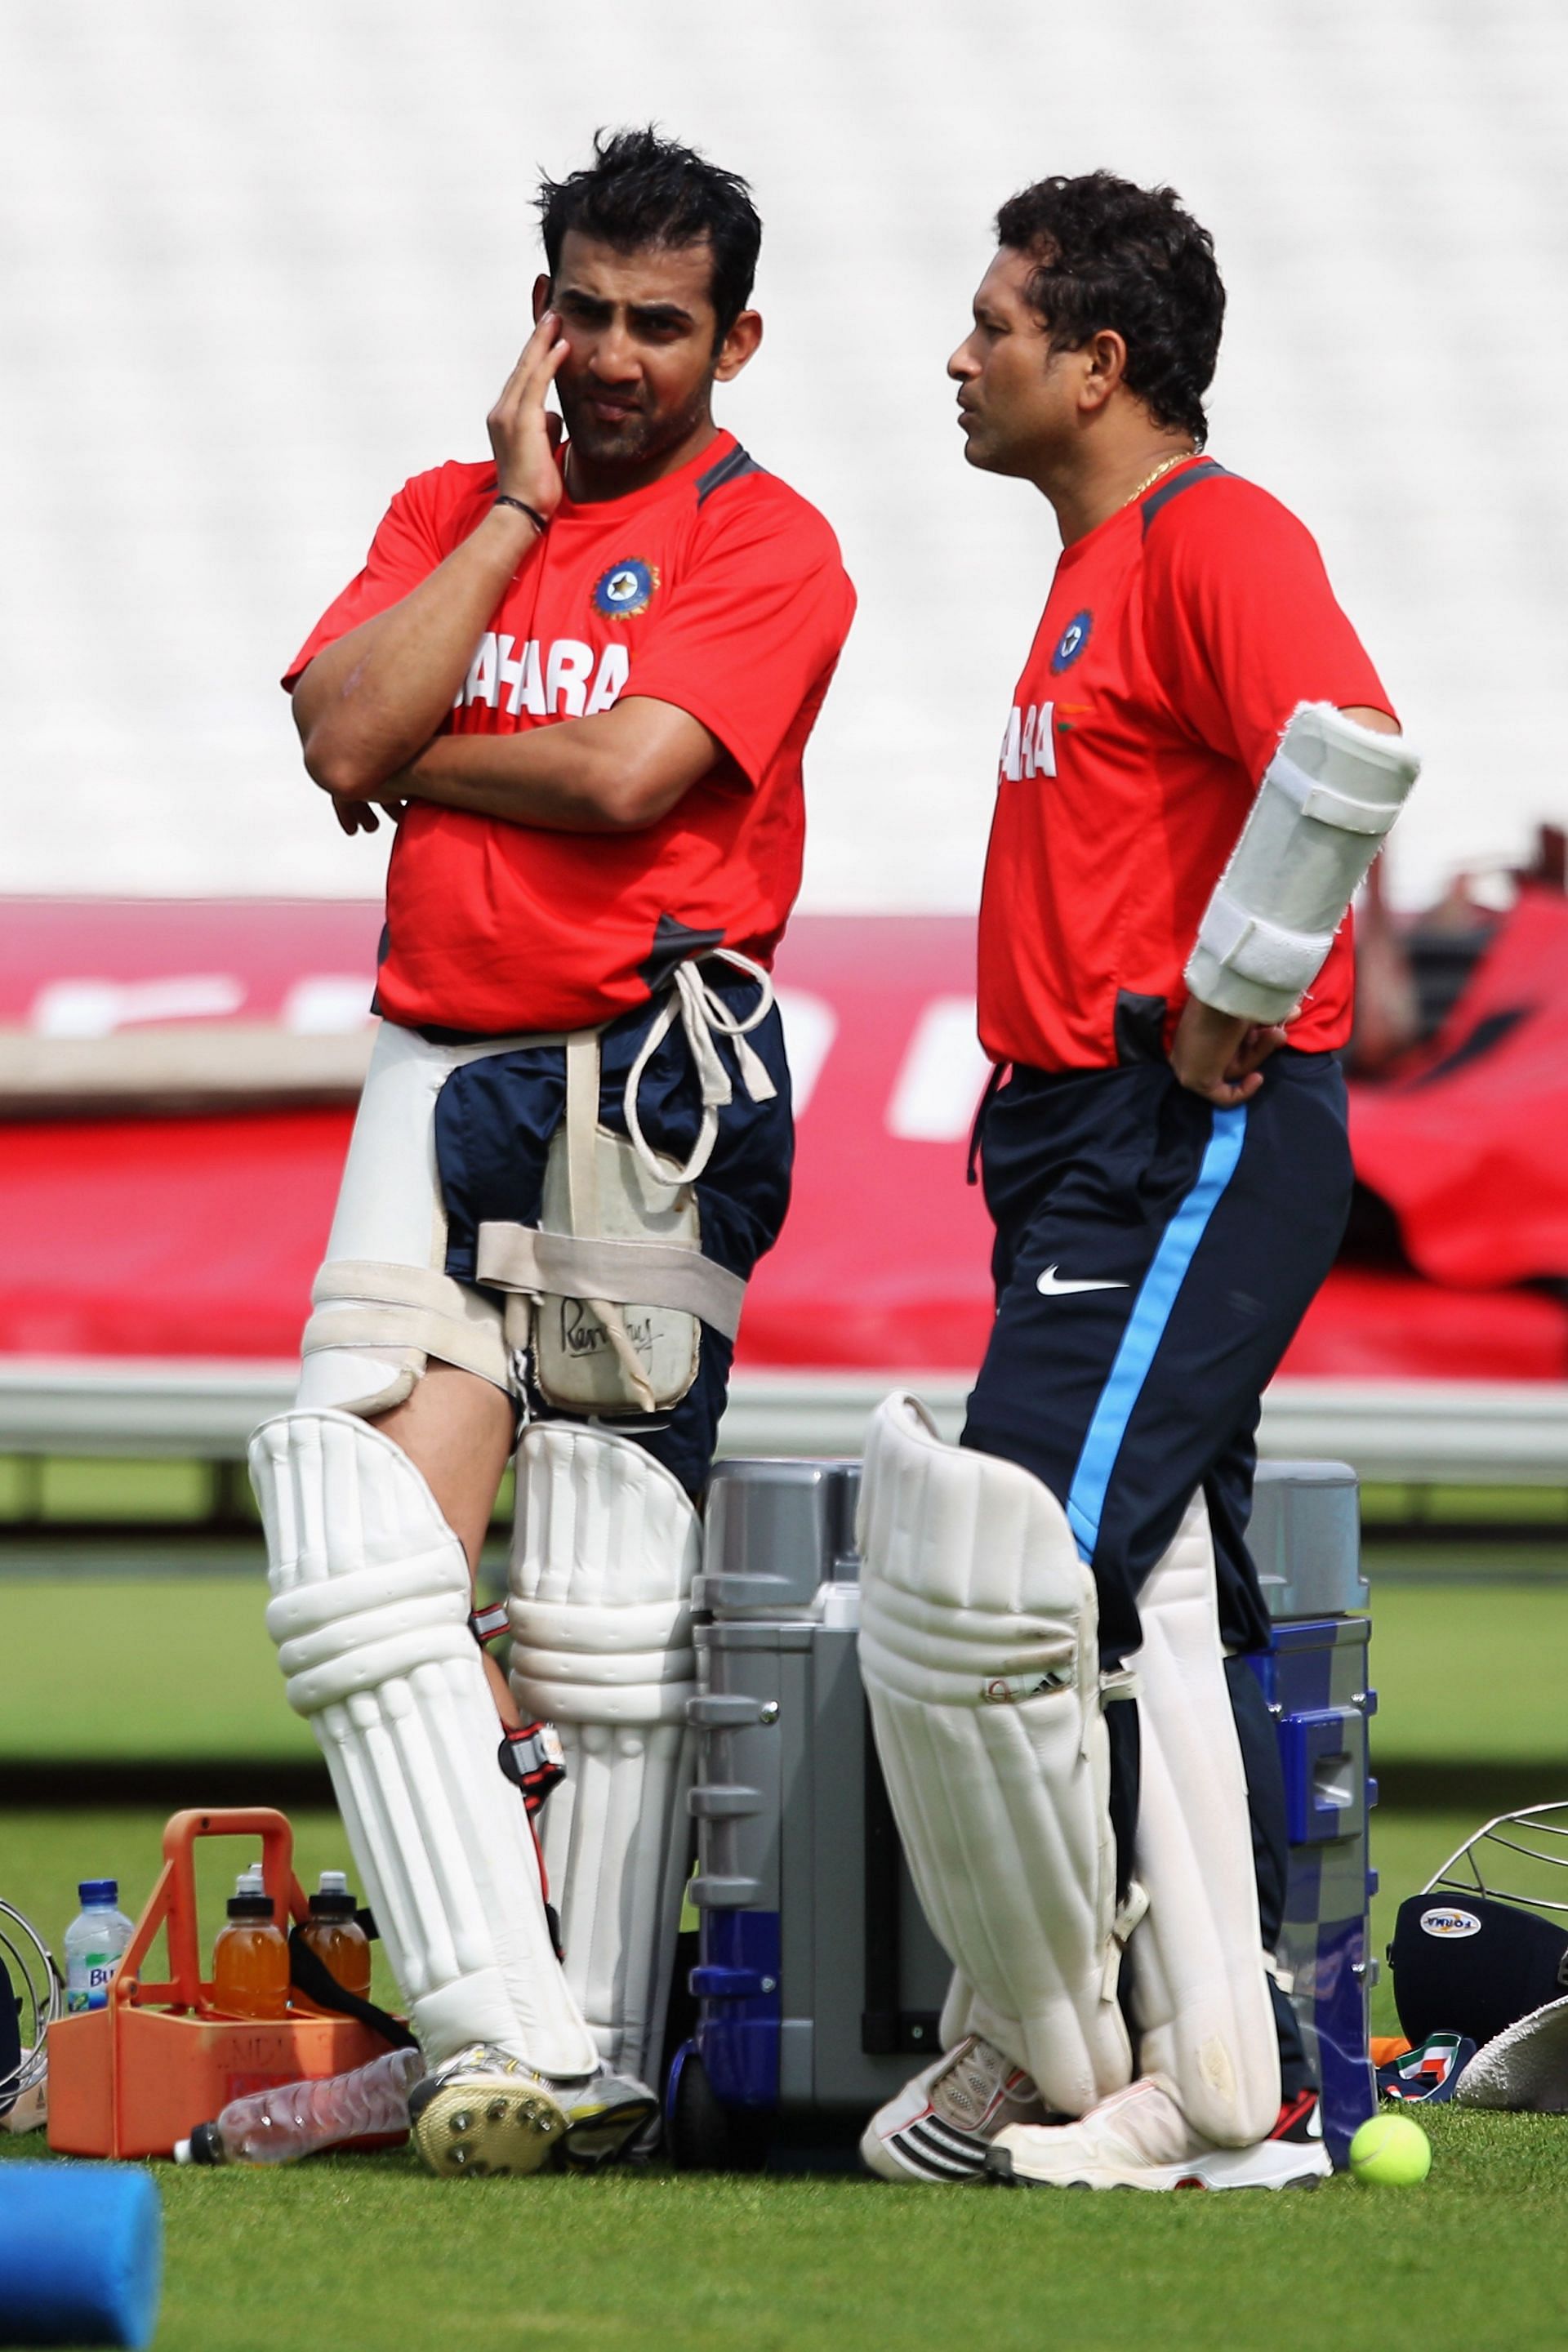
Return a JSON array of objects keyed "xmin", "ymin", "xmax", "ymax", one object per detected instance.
[{"xmin": 429, "ymin": 974, "xmax": 794, "ymax": 1498}]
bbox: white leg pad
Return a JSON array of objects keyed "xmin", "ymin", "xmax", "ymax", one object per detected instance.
[
  {"xmin": 1129, "ymin": 1494, "xmax": 1281, "ymax": 2145},
  {"xmin": 857, "ymin": 1395, "xmax": 1133, "ymax": 2117},
  {"xmin": 251, "ymin": 1407, "xmax": 598, "ymax": 2076},
  {"xmin": 508, "ymin": 1423, "xmax": 702, "ymax": 2086}
]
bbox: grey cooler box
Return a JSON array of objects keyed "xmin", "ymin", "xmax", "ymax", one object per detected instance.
[{"xmin": 666, "ymin": 1455, "xmax": 1376, "ymax": 2171}]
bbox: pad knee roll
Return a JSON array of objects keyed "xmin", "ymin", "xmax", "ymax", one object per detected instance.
[
  {"xmin": 508, "ymin": 1423, "xmax": 702, "ymax": 2083},
  {"xmin": 857, "ymin": 1395, "xmax": 1134, "ymax": 2117},
  {"xmin": 251, "ymin": 1407, "xmax": 596, "ymax": 2075}
]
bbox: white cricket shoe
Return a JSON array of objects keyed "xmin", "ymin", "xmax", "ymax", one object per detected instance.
[
  {"xmin": 861, "ymin": 2034, "xmax": 1049, "ymax": 2183},
  {"xmin": 408, "ymin": 2047, "xmax": 657, "ymax": 2179},
  {"xmin": 987, "ymin": 2075, "xmax": 1331, "ymax": 2192}
]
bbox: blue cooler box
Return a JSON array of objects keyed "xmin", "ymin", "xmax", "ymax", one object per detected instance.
[{"xmin": 670, "ymin": 1456, "xmax": 1376, "ymax": 2171}]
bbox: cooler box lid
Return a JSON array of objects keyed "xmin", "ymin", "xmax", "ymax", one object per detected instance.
[
  {"xmin": 1250, "ymin": 1459, "xmax": 1366, "ymax": 1620},
  {"xmin": 703, "ymin": 1454, "xmax": 1365, "ymax": 1624}
]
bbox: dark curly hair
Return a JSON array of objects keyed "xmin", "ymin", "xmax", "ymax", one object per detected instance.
[
  {"xmin": 537, "ymin": 127, "xmax": 761, "ymax": 341},
  {"xmin": 994, "ymin": 172, "xmax": 1224, "ymax": 444}
]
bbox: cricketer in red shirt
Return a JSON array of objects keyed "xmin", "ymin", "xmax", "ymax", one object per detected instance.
[
  {"xmin": 978, "ymin": 452, "xmax": 1391, "ymax": 1072},
  {"xmin": 288, "ymin": 430, "xmax": 853, "ymax": 1036},
  {"xmin": 853, "ymin": 175, "xmax": 1410, "ymax": 2198}
]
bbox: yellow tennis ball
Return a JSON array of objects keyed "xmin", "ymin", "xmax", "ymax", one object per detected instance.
[{"xmin": 1348, "ymin": 2113, "xmax": 1432, "ymax": 2185}]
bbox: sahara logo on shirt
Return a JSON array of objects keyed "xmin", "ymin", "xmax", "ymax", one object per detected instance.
[
  {"xmin": 999, "ymin": 702, "xmax": 1057, "ymax": 783},
  {"xmin": 1050, "ymin": 609, "xmax": 1093, "ymax": 672},
  {"xmin": 456, "ymin": 634, "xmax": 630, "ymax": 718},
  {"xmin": 593, "ymin": 559, "xmax": 660, "ymax": 619}
]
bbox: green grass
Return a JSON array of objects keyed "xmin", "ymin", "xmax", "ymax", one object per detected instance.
[
  {"xmin": 0, "ymin": 1578, "xmax": 317, "ymax": 1761},
  {"xmin": 1366, "ymin": 1581, "xmax": 1568, "ymax": 1768},
  {"xmin": 4, "ymin": 1550, "xmax": 1567, "ymax": 2348},
  {"xmin": 0, "ymin": 1457, "xmax": 514, "ymax": 1525},
  {"xmin": 4, "ymin": 2107, "xmax": 1568, "ymax": 2351},
  {"xmin": 7, "ymin": 1572, "xmax": 1568, "ymax": 1768}
]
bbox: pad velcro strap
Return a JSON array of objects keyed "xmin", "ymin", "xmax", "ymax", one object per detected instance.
[
  {"xmin": 470, "ymin": 1601, "xmax": 510, "ymax": 1645},
  {"xmin": 474, "ymin": 1221, "xmax": 746, "ymax": 1341},
  {"xmin": 498, "ymin": 1722, "xmax": 568, "ymax": 1817},
  {"xmin": 304, "ymin": 1258, "xmax": 510, "ymax": 1389},
  {"xmin": 1103, "ymin": 1881, "xmax": 1152, "ymax": 1998},
  {"xmin": 1267, "ymin": 751, "xmax": 1401, "ymax": 836},
  {"xmin": 1263, "ymin": 1950, "xmax": 1296, "ymax": 1996},
  {"xmin": 1195, "ymin": 890, "xmax": 1327, "ymax": 996}
]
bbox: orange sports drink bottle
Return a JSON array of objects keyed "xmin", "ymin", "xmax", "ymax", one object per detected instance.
[
  {"xmin": 212, "ymin": 1865, "xmax": 289, "ymax": 2020},
  {"xmin": 294, "ymin": 1871, "xmax": 372, "ymax": 2009}
]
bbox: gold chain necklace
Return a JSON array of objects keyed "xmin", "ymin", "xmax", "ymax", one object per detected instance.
[{"xmin": 1123, "ymin": 448, "xmax": 1200, "ymax": 508}]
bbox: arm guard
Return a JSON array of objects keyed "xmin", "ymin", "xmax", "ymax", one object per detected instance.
[{"xmin": 1185, "ymin": 702, "xmax": 1420, "ymax": 1025}]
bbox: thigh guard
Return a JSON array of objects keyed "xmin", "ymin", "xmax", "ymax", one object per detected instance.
[
  {"xmin": 857, "ymin": 1394, "xmax": 1136, "ymax": 2118},
  {"xmin": 296, "ymin": 1022, "xmax": 512, "ymax": 1417},
  {"xmin": 1128, "ymin": 1494, "xmax": 1281, "ymax": 2145},
  {"xmin": 507, "ymin": 1423, "xmax": 702, "ymax": 2086},
  {"xmin": 251, "ymin": 1406, "xmax": 597, "ymax": 2076}
]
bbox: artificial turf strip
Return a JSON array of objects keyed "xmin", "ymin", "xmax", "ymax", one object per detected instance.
[{"xmin": 3, "ymin": 2110, "xmax": 1568, "ymax": 2352}]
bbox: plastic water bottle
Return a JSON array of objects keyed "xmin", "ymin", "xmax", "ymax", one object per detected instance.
[
  {"xmin": 174, "ymin": 2045, "xmax": 425, "ymax": 2166},
  {"xmin": 63, "ymin": 1880, "xmax": 135, "ymax": 2013}
]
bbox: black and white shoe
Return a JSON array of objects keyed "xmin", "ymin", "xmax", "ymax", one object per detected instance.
[{"xmin": 861, "ymin": 2035, "xmax": 1049, "ymax": 2184}]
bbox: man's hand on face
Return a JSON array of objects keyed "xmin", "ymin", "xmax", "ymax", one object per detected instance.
[
  {"xmin": 1169, "ymin": 996, "xmax": 1292, "ymax": 1108},
  {"xmin": 487, "ymin": 311, "xmax": 569, "ymax": 521}
]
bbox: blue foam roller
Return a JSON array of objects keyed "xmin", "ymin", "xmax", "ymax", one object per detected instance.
[{"xmin": 0, "ymin": 2165, "xmax": 163, "ymax": 2348}]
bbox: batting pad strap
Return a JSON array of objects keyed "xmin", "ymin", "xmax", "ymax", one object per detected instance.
[
  {"xmin": 498, "ymin": 1722, "xmax": 567, "ymax": 1817},
  {"xmin": 856, "ymin": 1393, "xmax": 1132, "ymax": 2118},
  {"xmin": 1186, "ymin": 702, "xmax": 1420, "ymax": 1023},
  {"xmin": 1127, "ymin": 1492, "xmax": 1281, "ymax": 2146},
  {"xmin": 304, "ymin": 1258, "xmax": 510, "ymax": 1392},
  {"xmin": 470, "ymin": 1601, "xmax": 510, "ymax": 1645},
  {"xmin": 475, "ymin": 1222, "xmax": 746, "ymax": 1341}
]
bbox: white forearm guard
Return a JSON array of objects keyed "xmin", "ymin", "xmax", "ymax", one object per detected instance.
[
  {"xmin": 857, "ymin": 1395, "xmax": 1135, "ymax": 2118},
  {"xmin": 1186, "ymin": 702, "xmax": 1420, "ymax": 1024}
]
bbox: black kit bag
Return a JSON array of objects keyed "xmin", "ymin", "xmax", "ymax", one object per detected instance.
[{"xmin": 1390, "ymin": 1890, "xmax": 1568, "ymax": 2050}]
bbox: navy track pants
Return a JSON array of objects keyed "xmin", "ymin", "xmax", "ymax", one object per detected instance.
[{"xmin": 962, "ymin": 1046, "xmax": 1354, "ymax": 2100}]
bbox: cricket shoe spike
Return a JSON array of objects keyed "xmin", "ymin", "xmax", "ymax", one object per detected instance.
[
  {"xmin": 408, "ymin": 2046, "xmax": 657, "ymax": 2179},
  {"xmin": 987, "ymin": 2074, "xmax": 1331, "ymax": 2193},
  {"xmin": 861, "ymin": 2034, "xmax": 1049, "ymax": 2184}
]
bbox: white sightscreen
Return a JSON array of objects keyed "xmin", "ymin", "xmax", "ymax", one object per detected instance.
[{"xmin": 2, "ymin": 0, "xmax": 1563, "ymax": 906}]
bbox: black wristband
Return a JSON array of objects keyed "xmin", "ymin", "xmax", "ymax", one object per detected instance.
[{"xmin": 495, "ymin": 494, "xmax": 549, "ymax": 533}]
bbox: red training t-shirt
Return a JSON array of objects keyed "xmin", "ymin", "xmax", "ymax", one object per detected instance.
[
  {"xmin": 976, "ymin": 457, "xmax": 1395, "ymax": 1072},
  {"xmin": 286, "ymin": 430, "xmax": 855, "ymax": 1033}
]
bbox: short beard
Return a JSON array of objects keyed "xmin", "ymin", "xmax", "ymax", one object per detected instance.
[{"xmin": 558, "ymin": 372, "xmax": 715, "ymax": 475}]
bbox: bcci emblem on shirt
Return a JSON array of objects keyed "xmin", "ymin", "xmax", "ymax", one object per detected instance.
[
  {"xmin": 1050, "ymin": 608, "xmax": 1093, "ymax": 673},
  {"xmin": 594, "ymin": 559, "xmax": 660, "ymax": 619}
]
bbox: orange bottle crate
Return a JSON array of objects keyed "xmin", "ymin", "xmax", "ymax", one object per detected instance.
[{"xmin": 48, "ymin": 1807, "xmax": 396, "ymax": 2158}]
